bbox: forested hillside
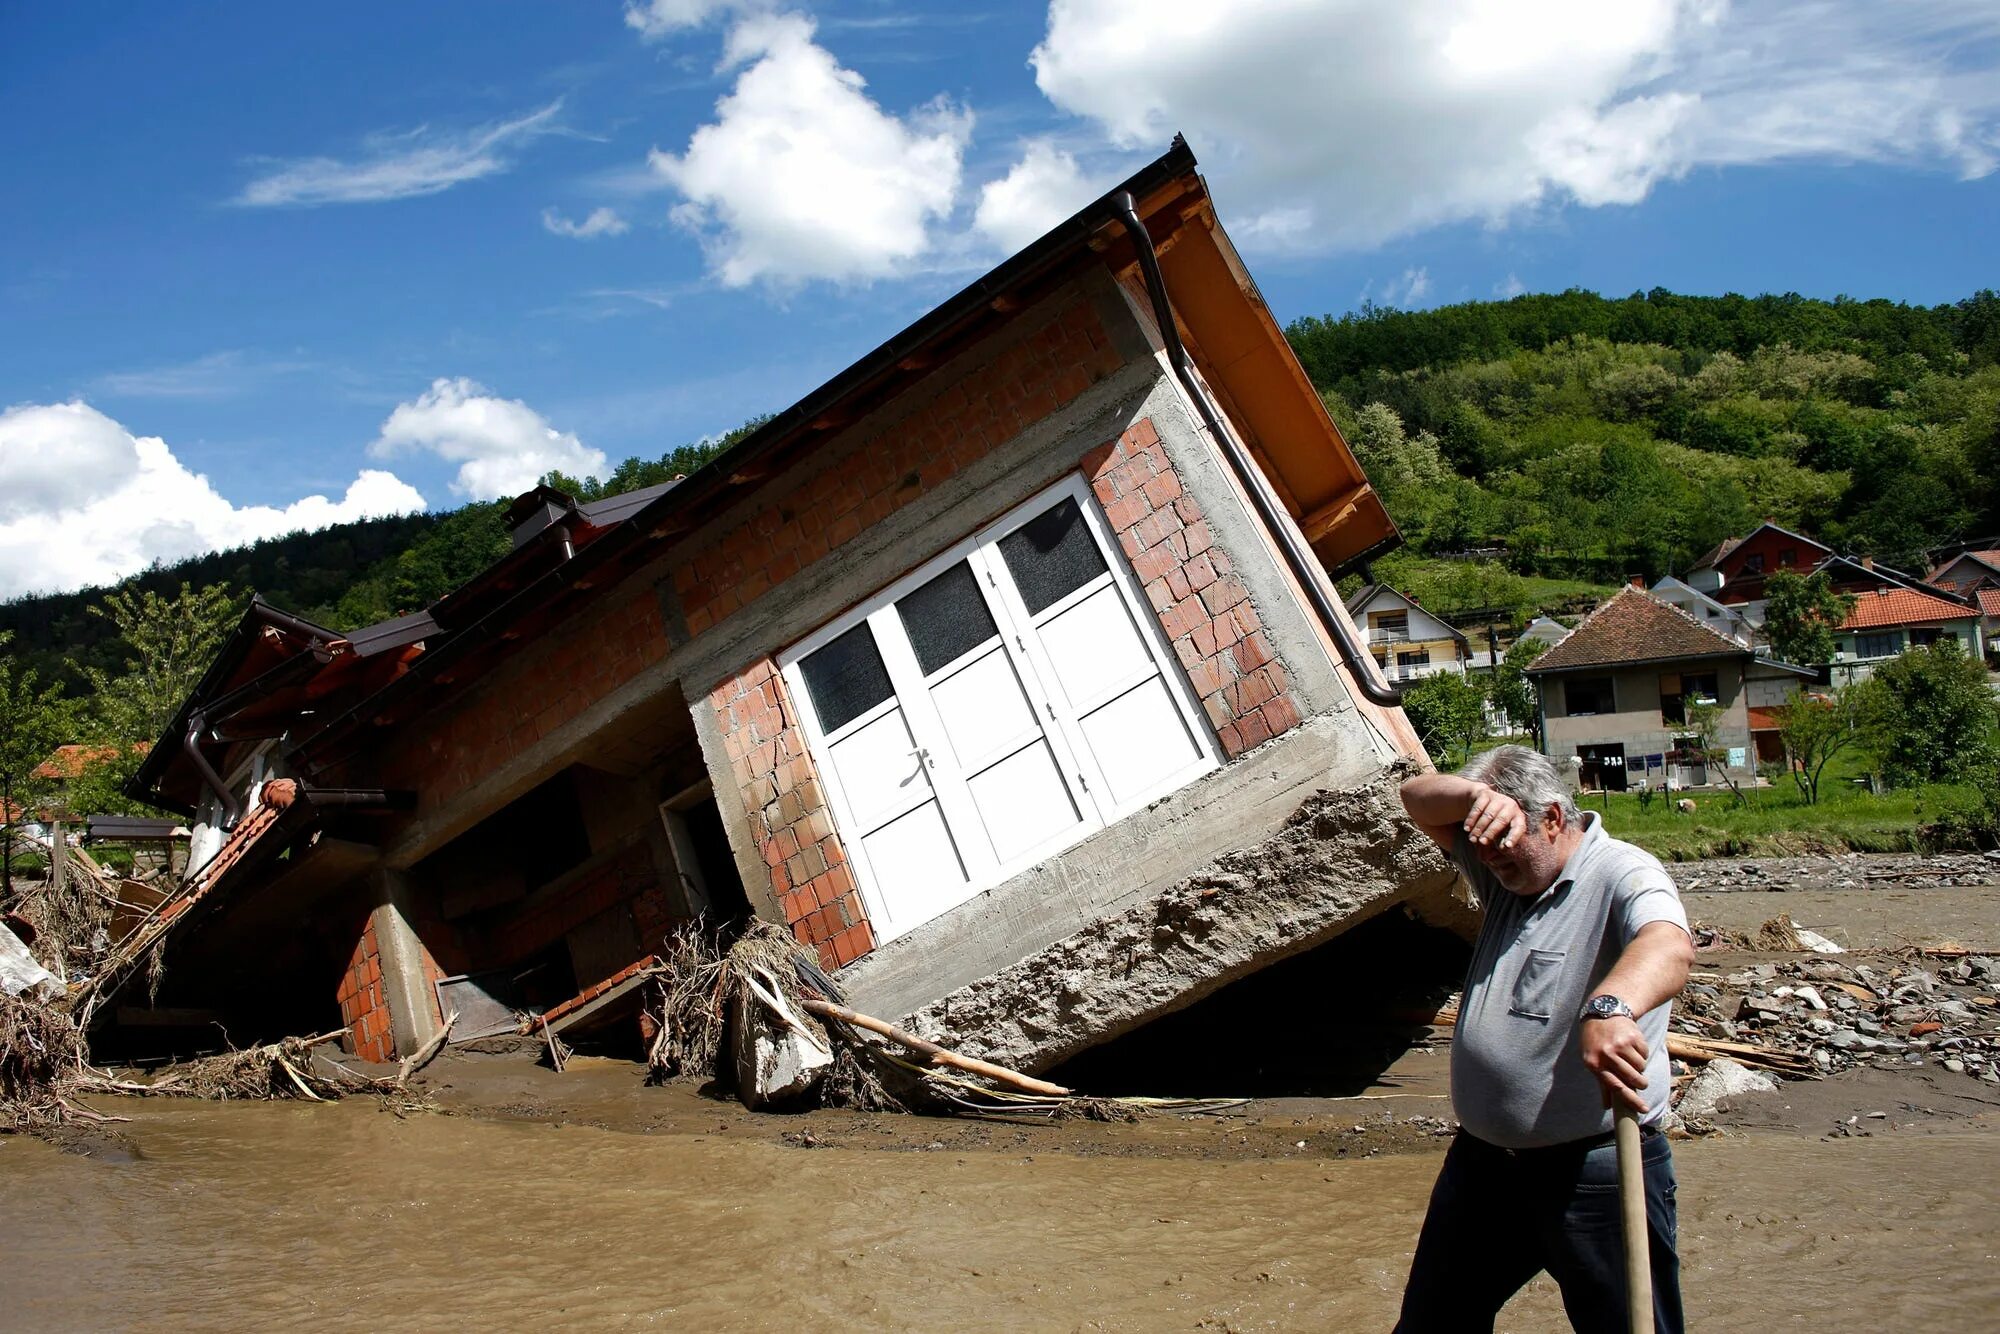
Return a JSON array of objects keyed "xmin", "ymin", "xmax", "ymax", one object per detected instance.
[{"xmin": 1292, "ymin": 288, "xmax": 2000, "ymax": 618}]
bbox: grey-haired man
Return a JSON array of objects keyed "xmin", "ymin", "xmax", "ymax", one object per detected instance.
[{"xmin": 1394, "ymin": 745, "xmax": 1695, "ymax": 1333}]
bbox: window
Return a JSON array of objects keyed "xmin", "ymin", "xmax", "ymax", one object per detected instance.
[
  {"xmin": 1659, "ymin": 670, "xmax": 1719, "ymax": 725},
  {"xmin": 1563, "ymin": 677, "xmax": 1616, "ymax": 716},
  {"xmin": 1744, "ymin": 553, "xmax": 1766, "ymax": 574},
  {"xmin": 1779, "ymin": 548, "xmax": 1797, "ymax": 567},
  {"xmin": 1909, "ymin": 627, "xmax": 1956, "ymax": 649},
  {"xmin": 1370, "ymin": 609, "xmax": 1409, "ymax": 641},
  {"xmin": 1856, "ymin": 631, "xmax": 1902, "ymax": 659},
  {"xmin": 781, "ymin": 478, "xmax": 1217, "ymax": 944}
]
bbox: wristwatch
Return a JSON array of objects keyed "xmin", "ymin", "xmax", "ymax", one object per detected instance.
[{"xmin": 1581, "ymin": 994, "xmax": 1636, "ymax": 1022}]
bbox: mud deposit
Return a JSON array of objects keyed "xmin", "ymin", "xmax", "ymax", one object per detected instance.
[
  {"xmin": 4, "ymin": 856, "xmax": 1996, "ymax": 1330},
  {"xmin": 0, "ymin": 1072, "xmax": 1994, "ymax": 1330}
]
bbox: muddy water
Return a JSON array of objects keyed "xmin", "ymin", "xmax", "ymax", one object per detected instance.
[{"xmin": 4, "ymin": 1094, "xmax": 1995, "ymax": 1332}]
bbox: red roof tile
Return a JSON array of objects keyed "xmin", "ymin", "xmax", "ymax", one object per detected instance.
[
  {"xmin": 1979, "ymin": 587, "xmax": 2000, "ymax": 618},
  {"xmin": 31, "ymin": 742, "xmax": 149, "ymax": 780},
  {"xmin": 1526, "ymin": 587, "xmax": 1750, "ymax": 674},
  {"xmin": 1838, "ymin": 586, "xmax": 1979, "ymax": 630}
]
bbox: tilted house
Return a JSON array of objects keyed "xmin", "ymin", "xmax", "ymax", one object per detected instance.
[
  {"xmin": 122, "ymin": 141, "xmax": 1459, "ymax": 1073},
  {"xmin": 1526, "ymin": 586, "xmax": 1812, "ymax": 789}
]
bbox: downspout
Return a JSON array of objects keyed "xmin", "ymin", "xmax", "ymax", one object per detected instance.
[
  {"xmin": 1111, "ymin": 193, "xmax": 1405, "ymax": 707},
  {"xmin": 184, "ymin": 709, "xmax": 242, "ymax": 826}
]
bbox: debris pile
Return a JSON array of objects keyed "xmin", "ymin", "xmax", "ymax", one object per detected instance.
[
  {"xmin": 1675, "ymin": 947, "xmax": 1999, "ymax": 1084},
  {"xmin": 1672, "ymin": 850, "xmax": 2000, "ymax": 894}
]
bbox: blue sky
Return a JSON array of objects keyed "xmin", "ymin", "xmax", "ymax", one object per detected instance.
[{"xmin": 2, "ymin": 1, "xmax": 1996, "ymax": 599}]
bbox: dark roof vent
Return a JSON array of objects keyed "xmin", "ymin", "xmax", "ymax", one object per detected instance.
[{"xmin": 503, "ymin": 485, "xmax": 579, "ymax": 549}]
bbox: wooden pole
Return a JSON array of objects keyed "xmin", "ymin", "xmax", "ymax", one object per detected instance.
[
  {"xmin": 1615, "ymin": 1107, "xmax": 1653, "ymax": 1333},
  {"xmin": 800, "ymin": 997, "xmax": 1073, "ymax": 1098}
]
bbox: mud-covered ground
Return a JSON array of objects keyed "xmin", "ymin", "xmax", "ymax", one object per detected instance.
[{"xmin": 2, "ymin": 852, "xmax": 1996, "ymax": 1330}]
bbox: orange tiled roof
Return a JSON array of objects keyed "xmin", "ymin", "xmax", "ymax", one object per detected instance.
[
  {"xmin": 32, "ymin": 742, "xmax": 149, "ymax": 780},
  {"xmin": 1526, "ymin": 587, "xmax": 1749, "ymax": 674},
  {"xmin": 1838, "ymin": 586, "xmax": 1980, "ymax": 630},
  {"xmin": 1979, "ymin": 587, "xmax": 2000, "ymax": 618}
]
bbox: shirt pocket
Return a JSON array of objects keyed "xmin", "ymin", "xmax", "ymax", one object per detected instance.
[{"xmin": 1509, "ymin": 948, "xmax": 1567, "ymax": 1020}]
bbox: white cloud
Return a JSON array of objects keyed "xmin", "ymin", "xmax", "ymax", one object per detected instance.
[
  {"xmin": 542, "ymin": 206, "xmax": 631, "ymax": 238},
  {"xmin": 236, "ymin": 101, "xmax": 563, "ymax": 207},
  {"xmin": 368, "ymin": 378, "xmax": 606, "ymax": 500},
  {"xmin": 1028, "ymin": 1, "xmax": 2000, "ymax": 251},
  {"xmin": 1496, "ymin": 273, "xmax": 1527, "ymax": 299},
  {"xmin": 93, "ymin": 350, "xmax": 317, "ymax": 400},
  {"xmin": 1367, "ymin": 267, "xmax": 1432, "ymax": 309},
  {"xmin": 648, "ymin": 12, "xmax": 972, "ymax": 287},
  {"xmin": 0, "ymin": 401, "xmax": 427, "ymax": 600},
  {"xmin": 973, "ymin": 139, "xmax": 1098, "ymax": 251},
  {"xmin": 623, "ymin": 0, "xmax": 764, "ymax": 39}
]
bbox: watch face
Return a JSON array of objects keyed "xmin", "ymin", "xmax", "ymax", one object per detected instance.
[{"xmin": 1589, "ymin": 995, "xmax": 1621, "ymax": 1017}]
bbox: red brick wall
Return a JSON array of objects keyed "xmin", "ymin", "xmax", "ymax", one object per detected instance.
[
  {"xmin": 472, "ymin": 838, "xmax": 660, "ymax": 965},
  {"xmin": 380, "ymin": 583, "xmax": 671, "ymax": 814},
  {"xmin": 673, "ymin": 291, "xmax": 1124, "ymax": 638},
  {"xmin": 335, "ymin": 906, "xmax": 451, "ymax": 1064},
  {"xmin": 336, "ymin": 916, "xmax": 394, "ymax": 1063},
  {"xmin": 1084, "ymin": 419, "xmax": 1301, "ymax": 758},
  {"xmin": 709, "ymin": 659, "xmax": 872, "ymax": 972}
]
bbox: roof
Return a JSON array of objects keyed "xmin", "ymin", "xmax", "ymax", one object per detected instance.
[
  {"xmin": 1344, "ymin": 585, "xmax": 1469, "ymax": 642},
  {"xmin": 1690, "ymin": 536, "xmax": 1742, "ymax": 572},
  {"xmin": 1838, "ymin": 586, "xmax": 1981, "ymax": 630},
  {"xmin": 1979, "ymin": 587, "xmax": 2000, "ymax": 617},
  {"xmin": 1692, "ymin": 522, "xmax": 1832, "ymax": 575},
  {"xmin": 1526, "ymin": 586, "xmax": 1752, "ymax": 675},
  {"xmin": 33, "ymin": 742, "xmax": 148, "ymax": 780}
]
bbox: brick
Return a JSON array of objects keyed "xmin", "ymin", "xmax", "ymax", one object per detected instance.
[
  {"xmin": 1261, "ymin": 695, "xmax": 1301, "ymax": 737},
  {"xmin": 1235, "ymin": 707, "xmax": 1273, "ymax": 751},
  {"xmin": 1201, "ymin": 692, "xmax": 1234, "ymax": 733},
  {"xmin": 1232, "ymin": 630, "xmax": 1275, "ymax": 674},
  {"xmin": 1141, "ymin": 470, "xmax": 1182, "ymax": 509},
  {"xmin": 1184, "ymin": 553, "xmax": 1218, "ymax": 593}
]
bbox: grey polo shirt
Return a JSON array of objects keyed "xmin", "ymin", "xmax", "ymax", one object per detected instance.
[{"xmin": 1448, "ymin": 811, "xmax": 1690, "ymax": 1149}]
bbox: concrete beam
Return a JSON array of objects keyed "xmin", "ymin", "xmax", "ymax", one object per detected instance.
[{"xmin": 896, "ymin": 766, "xmax": 1460, "ymax": 1075}]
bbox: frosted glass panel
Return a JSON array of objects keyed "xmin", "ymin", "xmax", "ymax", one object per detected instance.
[
  {"xmin": 965, "ymin": 741, "xmax": 1081, "ymax": 864},
  {"xmin": 929, "ymin": 647, "xmax": 1038, "ymax": 769},
  {"xmin": 897, "ymin": 560, "xmax": 998, "ymax": 677},
  {"xmin": 1038, "ymin": 584, "xmax": 1150, "ymax": 708},
  {"xmin": 799, "ymin": 623, "xmax": 892, "ymax": 734},
  {"xmin": 827, "ymin": 707, "xmax": 929, "ymax": 827},
  {"xmin": 864, "ymin": 801, "xmax": 966, "ymax": 930},
  {"xmin": 999, "ymin": 498, "xmax": 1107, "ymax": 614},
  {"xmin": 1077, "ymin": 677, "xmax": 1198, "ymax": 804}
]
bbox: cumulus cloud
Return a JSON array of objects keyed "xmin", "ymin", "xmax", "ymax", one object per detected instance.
[
  {"xmin": 1367, "ymin": 267, "xmax": 1432, "ymax": 309},
  {"xmin": 368, "ymin": 378, "xmax": 606, "ymax": 500},
  {"xmin": 236, "ymin": 101, "xmax": 563, "ymax": 207},
  {"xmin": 648, "ymin": 12, "xmax": 972, "ymax": 287},
  {"xmin": 973, "ymin": 139, "xmax": 1098, "ymax": 251},
  {"xmin": 542, "ymin": 206, "xmax": 631, "ymax": 238},
  {"xmin": 1027, "ymin": 1, "xmax": 2000, "ymax": 250},
  {"xmin": 0, "ymin": 401, "xmax": 426, "ymax": 600}
]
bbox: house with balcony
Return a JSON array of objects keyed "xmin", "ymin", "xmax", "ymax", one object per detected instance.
[
  {"xmin": 1344, "ymin": 585, "xmax": 1471, "ymax": 682},
  {"xmin": 1830, "ymin": 586, "xmax": 1986, "ymax": 684}
]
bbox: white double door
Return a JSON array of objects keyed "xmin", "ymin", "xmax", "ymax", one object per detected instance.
[{"xmin": 781, "ymin": 477, "xmax": 1216, "ymax": 945}]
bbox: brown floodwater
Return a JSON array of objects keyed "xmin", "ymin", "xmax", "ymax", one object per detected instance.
[{"xmin": 3, "ymin": 1074, "xmax": 1995, "ymax": 1332}]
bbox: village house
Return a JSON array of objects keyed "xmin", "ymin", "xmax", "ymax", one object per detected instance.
[
  {"xmin": 1829, "ymin": 584, "xmax": 1987, "ymax": 684},
  {"xmin": 1685, "ymin": 521, "xmax": 1833, "ymax": 628},
  {"xmin": 116, "ymin": 141, "xmax": 1461, "ymax": 1075},
  {"xmin": 1344, "ymin": 584, "xmax": 1471, "ymax": 681},
  {"xmin": 1647, "ymin": 575, "xmax": 1754, "ymax": 646},
  {"xmin": 1924, "ymin": 547, "xmax": 2000, "ymax": 666},
  {"xmin": 1526, "ymin": 586, "xmax": 1814, "ymax": 788}
]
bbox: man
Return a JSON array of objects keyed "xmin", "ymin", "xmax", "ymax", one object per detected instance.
[{"xmin": 1394, "ymin": 745, "xmax": 1695, "ymax": 1333}]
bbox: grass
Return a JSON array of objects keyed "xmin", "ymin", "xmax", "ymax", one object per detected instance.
[{"xmin": 1444, "ymin": 746, "xmax": 1991, "ymax": 861}]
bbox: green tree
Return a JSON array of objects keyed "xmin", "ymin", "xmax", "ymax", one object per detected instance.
[
  {"xmin": 74, "ymin": 582, "xmax": 240, "ymax": 814},
  {"xmin": 1400, "ymin": 671, "xmax": 1489, "ymax": 767},
  {"xmin": 1488, "ymin": 637, "xmax": 1544, "ymax": 744},
  {"xmin": 1773, "ymin": 688, "xmax": 1864, "ymax": 805},
  {"xmin": 0, "ymin": 632, "xmax": 83, "ymax": 901},
  {"xmin": 1762, "ymin": 570, "xmax": 1852, "ymax": 666},
  {"xmin": 1682, "ymin": 697, "xmax": 1748, "ymax": 807},
  {"xmin": 1858, "ymin": 642, "xmax": 2000, "ymax": 787}
]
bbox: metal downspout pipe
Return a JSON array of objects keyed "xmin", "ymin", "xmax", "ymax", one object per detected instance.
[
  {"xmin": 184, "ymin": 710, "xmax": 242, "ymax": 826},
  {"xmin": 1110, "ymin": 193, "xmax": 1406, "ymax": 708}
]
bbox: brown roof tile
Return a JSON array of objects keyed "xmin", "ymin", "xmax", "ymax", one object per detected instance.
[
  {"xmin": 1526, "ymin": 587, "xmax": 1751, "ymax": 675},
  {"xmin": 1839, "ymin": 586, "xmax": 1980, "ymax": 630}
]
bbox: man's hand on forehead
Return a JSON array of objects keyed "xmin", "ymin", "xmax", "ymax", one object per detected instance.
[{"xmin": 1464, "ymin": 784, "xmax": 1528, "ymax": 850}]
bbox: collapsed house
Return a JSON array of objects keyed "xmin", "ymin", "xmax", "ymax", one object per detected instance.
[{"xmin": 116, "ymin": 140, "xmax": 1464, "ymax": 1077}]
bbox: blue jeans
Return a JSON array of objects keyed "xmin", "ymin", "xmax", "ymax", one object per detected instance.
[{"xmin": 1394, "ymin": 1128, "xmax": 1683, "ymax": 1333}]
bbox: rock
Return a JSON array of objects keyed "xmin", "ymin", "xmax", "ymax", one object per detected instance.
[
  {"xmin": 1678, "ymin": 1058, "xmax": 1781, "ymax": 1121},
  {"xmin": 1944, "ymin": 1058, "xmax": 1966, "ymax": 1074},
  {"xmin": 1793, "ymin": 985, "xmax": 1828, "ymax": 1011},
  {"xmin": 1794, "ymin": 927, "xmax": 1845, "ymax": 954},
  {"xmin": 729, "ymin": 971, "xmax": 833, "ymax": 1109}
]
